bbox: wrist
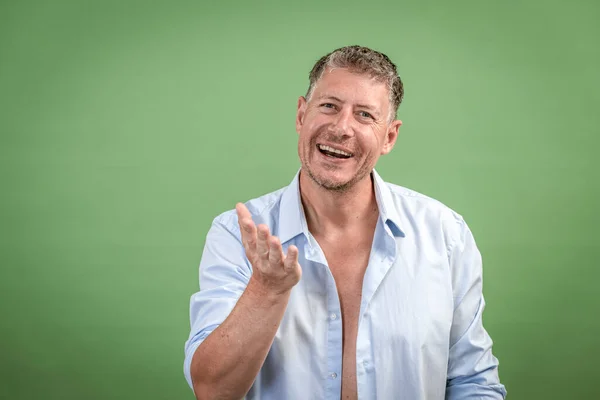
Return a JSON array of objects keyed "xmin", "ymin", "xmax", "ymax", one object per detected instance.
[{"xmin": 246, "ymin": 276, "xmax": 292, "ymax": 305}]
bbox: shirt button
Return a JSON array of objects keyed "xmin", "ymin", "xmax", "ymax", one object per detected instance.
[
  {"xmin": 330, "ymin": 372, "xmax": 337, "ymax": 379},
  {"xmin": 330, "ymin": 313, "xmax": 337, "ymax": 320},
  {"xmin": 363, "ymin": 360, "xmax": 368, "ymax": 367}
]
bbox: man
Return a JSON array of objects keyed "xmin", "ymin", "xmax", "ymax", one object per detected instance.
[{"xmin": 184, "ymin": 45, "xmax": 506, "ymax": 400}]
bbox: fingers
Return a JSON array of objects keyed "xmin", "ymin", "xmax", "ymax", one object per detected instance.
[
  {"xmin": 235, "ymin": 202, "xmax": 252, "ymax": 220},
  {"xmin": 236, "ymin": 203, "xmax": 291, "ymax": 273},
  {"xmin": 268, "ymin": 236, "xmax": 284, "ymax": 266},
  {"xmin": 236, "ymin": 203, "xmax": 257, "ymax": 255},
  {"xmin": 256, "ymin": 224, "xmax": 271, "ymax": 262},
  {"xmin": 243, "ymin": 223, "xmax": 257, "ymax": 255},
  {"xmin": 284, "ymin": 245, "xmax": 299, "ymax": 270}
]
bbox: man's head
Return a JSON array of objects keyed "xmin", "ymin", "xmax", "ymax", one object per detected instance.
[
  {"xmin": 296, "ymin": 45, "xmax": 404, "ymax": 192},
  {"xmin": 306, "ymin": 45, "xmax": 404, "ymax": 122}
]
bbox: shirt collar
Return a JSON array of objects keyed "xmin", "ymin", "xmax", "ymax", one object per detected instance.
[
  {"xmin": 371, "ymin": 169, "xmax": 405, "ymax": 238},
  {"xmin": 278, "ymin": 169, "xmax": 307, "ymax": 245},
  {"xmin": 277, "ymin": 168, "xmax": 405, "ymax": 245}
]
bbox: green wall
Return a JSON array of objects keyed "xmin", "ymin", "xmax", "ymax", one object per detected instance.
[{"xmin": 1, "ymin": 1, "xmax": 598, "ymax": 399}]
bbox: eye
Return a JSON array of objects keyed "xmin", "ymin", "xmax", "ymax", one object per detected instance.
[
  {"xmin": 358, "ymin": 111, "xmax": 373, "ymax": 119},
  {"xmin": 321, "ymin": 103, "xmax": 336, "ymax": 109}
]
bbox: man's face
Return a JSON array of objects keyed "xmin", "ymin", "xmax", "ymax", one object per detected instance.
[{"xmin": 295, "ymin": 67, "xmax": 402, "ymax": 192}]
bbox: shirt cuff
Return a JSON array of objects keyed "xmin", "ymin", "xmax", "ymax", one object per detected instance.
[{"xmin": 183, "ymin": 331, "xmax": 211, "ymax": 390}]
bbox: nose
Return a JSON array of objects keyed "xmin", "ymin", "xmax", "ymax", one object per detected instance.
[{"xmin": 330, "ymin": 107, "xmax": 354, "ymax": 137}]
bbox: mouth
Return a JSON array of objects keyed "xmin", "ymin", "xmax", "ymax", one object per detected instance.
[{"xmin": 316, "ymin": 144, "xmax": 354, "ymax": 159}]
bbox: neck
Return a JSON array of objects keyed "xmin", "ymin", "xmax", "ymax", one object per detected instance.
[{"xmin": 299, "ymin": 169, "xmax": 379, "ymax": 236}]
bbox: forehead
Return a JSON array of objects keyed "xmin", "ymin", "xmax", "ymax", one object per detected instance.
[{"xmin": 312, "ymin": 68, "xmax": 389, "ymax": 106}]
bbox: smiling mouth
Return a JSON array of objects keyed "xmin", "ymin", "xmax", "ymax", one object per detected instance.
[{"xmin": 317, "ymin": 144, "xmax": 353, "ymax": 159}]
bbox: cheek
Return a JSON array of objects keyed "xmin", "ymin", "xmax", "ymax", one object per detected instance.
[
  {"xmin": 298, "ymin": 130, "xmax": 313, "ymax": 147},
  {"xmin": 372, "ymin": 129, "xmax": 388, "ymax": 149},
  {"xmin": 355, "ymin": 135, "xmax": 384, "ymax": 160},
  {"xmin": 300, "ymin": 122, "xmax": 325, "ymax": 144},
  {"xmin": 298, "ymin": 132, "xmax": 315, "ymax": 158}
]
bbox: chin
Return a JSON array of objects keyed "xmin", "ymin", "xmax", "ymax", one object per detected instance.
[{"xmin": 306, "ymin": 166, "xmax": 358, "ymax": 192}]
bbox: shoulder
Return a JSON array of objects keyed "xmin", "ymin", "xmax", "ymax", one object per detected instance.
[
  {"xmin": 383, "ymin": 180, "xmax": 469, "ymax": 252},
  {"xmin": 387, "ymin": 181, "xmax": 464, "ymax": 221}
]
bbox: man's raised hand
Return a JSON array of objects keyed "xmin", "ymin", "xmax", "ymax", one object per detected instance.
[{"xmin": 235, "ymin": 203, "xmax": 302, "ymax": 296}]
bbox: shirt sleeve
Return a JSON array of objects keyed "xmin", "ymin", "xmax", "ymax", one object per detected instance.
[
  {"xmin": 445, "ymin": 217, "xmax": 507, "ymax": 399},
  {"xmin": 183, "ymin": 217, "xmax": 252, "ymax": 390}
]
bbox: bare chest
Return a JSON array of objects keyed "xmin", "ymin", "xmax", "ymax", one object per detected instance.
[
  {"xmin": 325, "ymin": 245, "xmax": 370, "ymax": 321},
  {"xmin": 318, "ymin": 240, "xmax": 372, "ymax": 400}
]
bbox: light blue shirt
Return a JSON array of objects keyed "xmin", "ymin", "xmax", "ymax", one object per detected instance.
[{"xmin": 184, "ymin": 169, "xmax": 506, "ymax": 399}]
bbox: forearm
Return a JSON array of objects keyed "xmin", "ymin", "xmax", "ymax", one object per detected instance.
[{"xmin": 190, "ymin": 277, "xmax": 290, "ymax": 400}]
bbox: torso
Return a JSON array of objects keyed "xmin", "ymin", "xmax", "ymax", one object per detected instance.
[{"xmin": 315, "ymin": 228, "xmax": 375, "ymax": 400}]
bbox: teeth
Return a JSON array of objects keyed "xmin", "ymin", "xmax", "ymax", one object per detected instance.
[{"xmin": 318, "ymin": 144, "xmax": 352, "ymax": 157}]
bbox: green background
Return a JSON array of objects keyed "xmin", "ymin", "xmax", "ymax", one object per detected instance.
[{"xmin": 1, "ymin": 0, "xmax": 598, "ymax": 399}]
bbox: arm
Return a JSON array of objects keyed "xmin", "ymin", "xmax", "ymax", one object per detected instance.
[
  {"xmin": 190, "ymin": 276, "xmax": 291, "ymax": 399},
  {"xmin": 184, "ymin": 203, "xmax": 301, "ymax": 400},
  {"xmin": 445, "ymin": 217, "xmax": 507, "ymax": 399}
]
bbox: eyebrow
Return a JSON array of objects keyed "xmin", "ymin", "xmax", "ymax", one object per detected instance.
[{"xmin": 317, "ymin": 95, "xmax": 381, "ymax": 115}]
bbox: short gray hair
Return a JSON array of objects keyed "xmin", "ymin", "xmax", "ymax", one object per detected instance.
[{"xmin": 305, "ymin": 45, "xmax": 404, "ymax": 121}]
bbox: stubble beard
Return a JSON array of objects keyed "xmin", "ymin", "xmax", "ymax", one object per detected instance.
[
  {"xmin": 302, "ymin": 147, "xmax": 372, "ymax": 194},
  {"xmin": 299, "ymin": 125, "xmax": 373, "ymax": 193}
]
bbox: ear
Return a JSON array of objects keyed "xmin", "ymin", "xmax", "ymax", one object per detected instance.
[
  {"xmin": 381, "ymin": 119, "xmax": 402, "ymax": 155},
  {"xmin": 296, "ymin": 96, "xmax": 307, "ymax": 134}
]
